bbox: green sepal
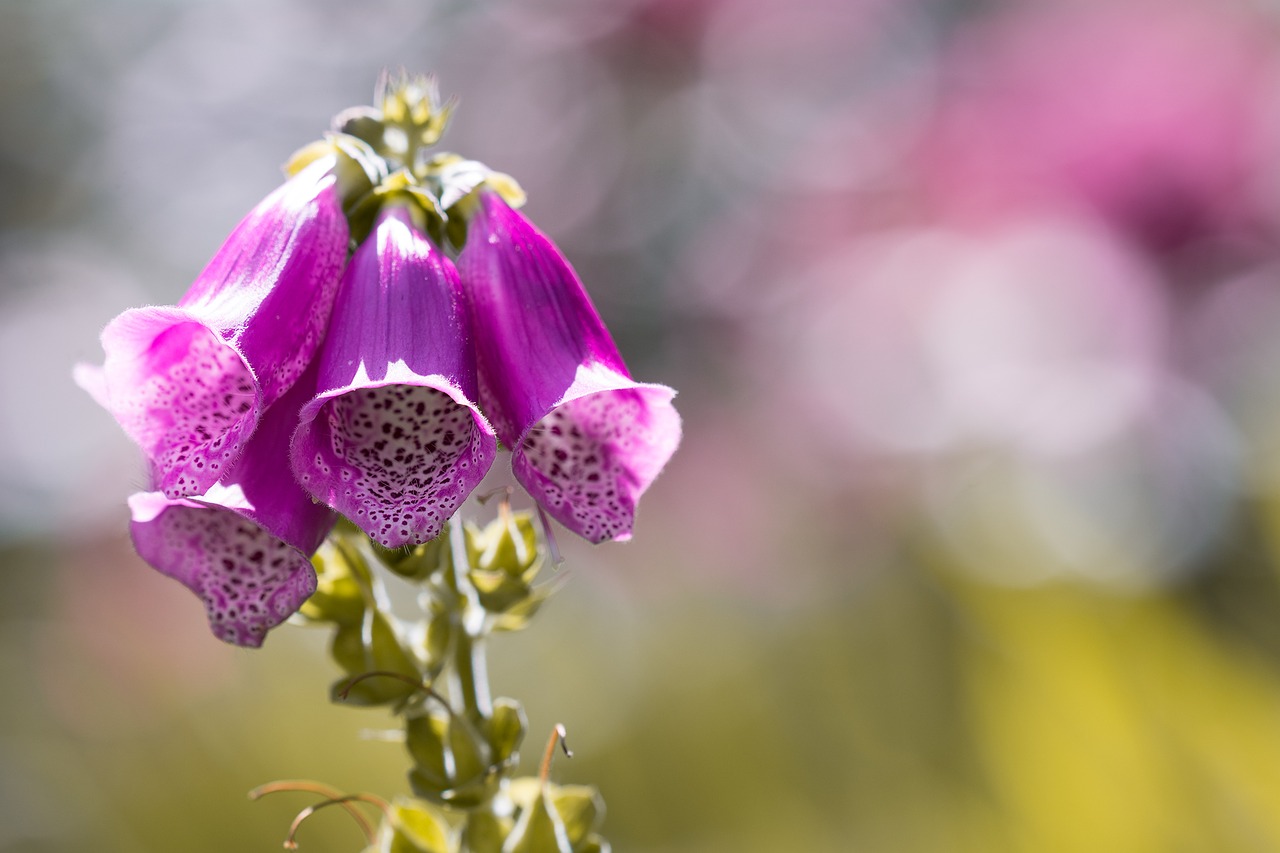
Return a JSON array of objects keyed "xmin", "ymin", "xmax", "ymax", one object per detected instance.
[
  {"xmin": 484, "ymin": 698, "xmax": 527, "ymax": 767},
  {"xmin": 476, "ymin": 512, "xmax": 540, "ymax": 577},
  {"xmin": 508, "ymin": 780, "xmax": 607, "ymax": 853},
  {"xmin": 343, "ymin": 169, "xmax": 447, "ymax": 248},
  {"xmin": 283, "ymin": 132, "xmax": 386, "ymax": 212},
  {"xmin": 333, "ymin": 105, "xmax": 385, "ymax": 150},
  {"xmin": 405, "ymin": 712, "xmax": 450, "ymax": 791},
  {"xmin": 422, "ymin": 153, "xmax": 526, "ymax": 251},
  {"xmin": 469, "ymin": 512, "xmax": 547, "ymax": 615},
  {"xmin": 548, "ymin": 786, "xmax": 605, "ymax": 849},
  {"xmin": 374, "ymin": 797, "xmax": 455, "ymax": 853},
  {"xmin": 503, "ymin": 785, "xmax": 573, "ymax": 853},
  {"xmin": 406, "ymin": 710, "xmax": 498, "ymax": 808},
  {"xmin": 329, "ymin": 610, "xmax": 423, "ymax": 707},
  {"xmin": 470, "ymin": 569, "xmax": 541, "ymax": 615},
  {"xmin": 490, "ymin": 581, "xmax": 560, "ymax": 633}
]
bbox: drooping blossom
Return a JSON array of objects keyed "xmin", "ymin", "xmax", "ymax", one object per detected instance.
[
  {"xmin": 78, "ymin": 156, "xmax": 350, "ymax": 499},
  {"xmin": 291, "ymin": 204, "xmax": 497, "ymax": 548},
  {"xmin": 129, "ymin": 364, "xmax": 338, "ymax": 647},
  {"xmin": 457, "ymin": 190, "xmax": 681, "ymax": 543}
]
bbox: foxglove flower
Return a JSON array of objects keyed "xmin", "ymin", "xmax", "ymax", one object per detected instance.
[
  {"xmin": 292, "ymin": 205, "xmax": 497, "ymax": 548},
  {"xmin": 129, "ymin": 365, "xmax": 337, "ymax": 647},
  {"xmin": 457, "ymin": 191, "xmax": 681, "ymax": 543},
  {"xmin": 79, "ymin": 156, "xmax": 350, "ymax": 499}
]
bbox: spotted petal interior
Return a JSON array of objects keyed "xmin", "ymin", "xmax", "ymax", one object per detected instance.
[
  {"xmin": 513, "ymin": 391, "xmax": 648, "ymax": 544},
  {"xmin": 298, "ymin": 385, "xmax": 492, "ymax": 548},
  {"xmin": 140, "ymin": 504, "xmax": 317, "ymax": 647},
  {"xmin": 132, "ymin": 322, "xmax": 258, "ymax": 497}
]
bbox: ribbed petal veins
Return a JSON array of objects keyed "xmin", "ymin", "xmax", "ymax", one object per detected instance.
[
  {"xmin": 292, "ymin": 206, "xmax": 497, "ymax": 548},
  {"xmin": 129, "ymin": 366, "xmax": 337, "ymax": 647},
  {"xmin": 458, "ymin": 192, "xmax": 681, "ymax": 543},
  {"xmin": 88, "ymin": 156, "xmax": 350, "ymax": 499}
]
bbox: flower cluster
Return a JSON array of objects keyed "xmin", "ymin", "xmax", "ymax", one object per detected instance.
[{"xmin": 78, "ymin": 74, "xmax": 681, "ymax": 647}]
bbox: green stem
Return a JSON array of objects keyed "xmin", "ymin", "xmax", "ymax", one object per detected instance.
[{"xmin": 447, "ymin": 516, "xmax": 492, "ymax": 722}]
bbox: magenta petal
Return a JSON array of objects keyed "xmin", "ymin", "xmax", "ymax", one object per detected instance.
[
  {"xmin": 92, "ymin": 157, "xmax": 350, "ymax": 499},
  {"xmin": 292, "ymin": 207, "xmax": 497, "ymax": 548},
  {"xmin": 458, "ymin": 192, "xmax": 681, "ymax": 543},
  {"xmin": 129, "ymin": 366, "xmax": 337, "ymax": 647}
]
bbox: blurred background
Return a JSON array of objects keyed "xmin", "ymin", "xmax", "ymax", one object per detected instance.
[{"xmin": 7, "ymin": 0, "xmax": 1280, "ymax": 849}]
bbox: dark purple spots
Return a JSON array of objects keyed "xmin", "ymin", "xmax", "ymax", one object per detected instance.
[
  {"xmin": 137, "ymin": 325, "xmax": 258, "ymax": 498},
  {"xmin": 307, "ymin": 385, "xmax": 490, "ymax": 547},
  {"xmin": 514, "ymin": 391, "xmax": 644, "ymax": 543},
  {"xmin": 149, "ymin": 504, "xmax": 316, "ymax": 647}
]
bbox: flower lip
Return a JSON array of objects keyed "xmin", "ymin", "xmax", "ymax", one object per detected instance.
[
  {"xmin": 291, "ymin": 206, "xmax": 498, "ymax": 548},
  {"xmin": 459, "ymin": 191, "xmax": 681, "ymax": 543},
  {"xmin": 128, "ymin": 490, "xmax": 325, "ymax": 648},
  {"xmin": 87, "ymin": 156, "xmax": 350, "ymax": 500},
  {"xmin": 128, "ymin": 363, "xmax": 337, "ymax": 648}
]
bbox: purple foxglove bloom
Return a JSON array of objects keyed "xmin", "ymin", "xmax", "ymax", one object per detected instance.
[
  {"xmin": 291, "ymin": 205, "xmax": 497, "ymax": 548},
  {"xmin": 82, "ymin": 156, "xmax": 350, "ymax": 500},
  {"xmin": 129, "ymin": 365, "xmax": 337, "ymax": 648},
  {"xmin": 457, "ymin": 191, "xmax": 681, "ymax": 544}
]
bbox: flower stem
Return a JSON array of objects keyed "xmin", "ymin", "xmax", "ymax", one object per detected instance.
[{"xmin": 447, "ymin": 516, "xmax": 492, "ymax": 722}]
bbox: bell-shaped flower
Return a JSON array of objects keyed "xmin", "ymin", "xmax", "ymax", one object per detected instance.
[
  {"xmin": 78, "ymin": 156, "xmax": 351, "ymax": 499},
  {"xmin": 128, "ymin": 364, "xmax": 337, "ymax": 648},
  {"xmin": 291, "ymin": 204, "xmax": 497, "ymax": 548},
  {"xmin": 457, "ymin": 191, "xmax": 681, "ymax": 543}
]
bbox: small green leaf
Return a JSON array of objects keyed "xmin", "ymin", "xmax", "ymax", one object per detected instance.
[
  {"xmin": 406, "ymin": 713, "xmax": 450, "ymax": 791},
  {"xmin": 406, "ymin": 710, "xmax": 498, "ymax": 807},
  {"xmin": 447, "ymin": 714, "xmax": 488, "ymax": 785}
]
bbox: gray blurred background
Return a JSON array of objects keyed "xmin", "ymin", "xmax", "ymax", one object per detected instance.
[{"xmin": 9, "ymin": 0, "xmax": 1280, "ymax": 850}]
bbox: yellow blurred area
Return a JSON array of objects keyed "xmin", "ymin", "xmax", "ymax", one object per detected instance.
[{"xmin": 13, "ymin": 529, "xmax": 1280, "ymax": 851}]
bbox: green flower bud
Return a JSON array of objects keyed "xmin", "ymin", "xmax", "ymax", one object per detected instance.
[
  {"xmin": 484, "ymin": 698, "xmax": 527, "ymax": 769},
  {"xmin": 371, "ymin": 529, "xmax": 450, "ymax": 582},
  {"xmin": 502, "ymin": 785, "xmax": 573, "ymax": 853},
  {"xmin": 468, "ymin": 510, "xmax": 549, "ymax": 617},
  {"xmin": 377, "ymin": 71, "xmax": 454, "ymax": 152},
  {"xmin": 508, "ymin": 780, "xmax": 608, "ymax": 853}
]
